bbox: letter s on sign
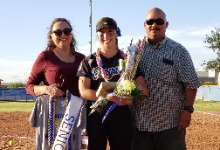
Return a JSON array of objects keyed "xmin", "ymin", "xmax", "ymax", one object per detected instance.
[
  {"xmin": 53, "ymin": 144, "xmax": 65, "ymax": 150},
  {"xmin": 64, "ymin": 114, "xmax": 75, "ymax": 122}
]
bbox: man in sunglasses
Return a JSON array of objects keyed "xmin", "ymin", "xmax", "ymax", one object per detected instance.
[{"xmin": 131, "ymin": 7, "xmax": 200, "ymax": 150}]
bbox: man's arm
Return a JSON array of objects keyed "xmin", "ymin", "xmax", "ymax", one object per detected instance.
[
  {"xmin": 135, "ymin": 76, "xmax": 148, "ymax": 96},
  {"xmin": 184, "ymin": 88, "xmax": 197, "ymax": 106},
  {"xmin": 178, "ymin": 88, "xmax": 197, "ymax": 130}
]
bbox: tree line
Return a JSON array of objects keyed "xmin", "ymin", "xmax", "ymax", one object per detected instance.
[
  {"xmin": 1, "ymin": 81, "xmax": 26, "ymax": 89},
  {"xmin": 202, "ymin": 27, "xmax": 220, "ymax": 73}
]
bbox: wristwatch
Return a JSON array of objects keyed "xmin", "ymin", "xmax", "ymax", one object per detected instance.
[{"xmin": 183, "ymin": 106, "xmax": 194, "ymax": 113}]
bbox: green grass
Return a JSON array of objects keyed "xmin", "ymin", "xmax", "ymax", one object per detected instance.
[
  {"xmin": 0, "ymin": 100, "xmax": 220, "ymax": 112},
  {"xmin": 0, "ymin": 101, "xmax": 35, "ymax": 112},
  {"xmin": 194, "ymin": 100, "xmax": 220, "ymax": 112}
]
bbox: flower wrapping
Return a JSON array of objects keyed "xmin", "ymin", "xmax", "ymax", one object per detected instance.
[
  {"xmin": 119, "ymin": 59, "xmax": 125, "ymax": 72},
  {"xmin": 124, "ymin": 46, "xmax": 136, "ymax": 73}
]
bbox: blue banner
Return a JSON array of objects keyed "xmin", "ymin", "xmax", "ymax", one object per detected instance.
[
  {"xmin": 0, "ymin": 89, "xmax": 36, "ymax": 101},
  {"xmin": 196, "ymin": 86, "xmax": 220, "ymax": 101}
]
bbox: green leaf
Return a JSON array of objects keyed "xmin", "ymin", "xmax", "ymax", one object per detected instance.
[{"xmin": 202, "ymin": 27, "xmax": 220, "ymax": 73}]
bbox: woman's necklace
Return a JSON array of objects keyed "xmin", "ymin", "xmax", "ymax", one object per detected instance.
[{"xmin": 96, "ymin": 48, "xmax": 126, "ymax": 81}]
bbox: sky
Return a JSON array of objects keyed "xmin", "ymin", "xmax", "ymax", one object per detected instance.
[{"xmin": 0, "ymin": 0, "xmax": 220, "ymax": 83}]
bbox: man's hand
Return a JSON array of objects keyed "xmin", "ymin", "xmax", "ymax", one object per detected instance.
[{"xmin": 178, "ymin": 110, "xmax": 192, "ymax": 130}]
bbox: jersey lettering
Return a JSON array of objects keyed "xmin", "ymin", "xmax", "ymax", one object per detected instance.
[{"xmin": 92, "ymin": 66, "xmax": 120, "ymax": 80}]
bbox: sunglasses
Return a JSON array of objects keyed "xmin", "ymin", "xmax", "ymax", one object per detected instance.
[
  {"xmin": 145, "ymin": 18, "xmax": 165, "ymax": 25},
  {"xmin": 52, "ymin": 28, "xmax": 72, "ymax": 36}
]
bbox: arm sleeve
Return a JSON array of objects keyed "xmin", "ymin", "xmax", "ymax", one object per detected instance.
[
  {"xmin": 76, "ymin": 58, "xmax": 92, "ymax": 79},
  {"xmin": 26, "ymin": 52, "xmax": 46, "ymax": 96},
  {"xmin": 178, "ymin": 48, "xmax": 201, "ymax": 89}
]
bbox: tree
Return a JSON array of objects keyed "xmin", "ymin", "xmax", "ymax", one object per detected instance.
[
  {"xmin": 201, "ymin": 27, "xmax": 220, "ymax": 73},
  {"xmin": 7, "ymin": 81, "xmax": 26, "ymax": 88}
]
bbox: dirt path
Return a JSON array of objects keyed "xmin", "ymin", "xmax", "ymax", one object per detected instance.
[{"xmin": 0, "ymin": 112, "xmax": 220, "ymax": 150}]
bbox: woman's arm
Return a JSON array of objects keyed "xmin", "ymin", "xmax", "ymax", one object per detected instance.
[
  {"xmin": 78, "ymin": 76, "xmax": 97, "ymax": 101},
  {"xmin": 26, "ymin": 52, "xmax": 46, "ymax": 96},
  {"xmin": 34, "ymin": 84, "xmax": 64, "ymax": 97},
  {"xmin": 26, "ymin": 52, "xmax": 64, "ymax": 97},
  {"xmin": 33, "ymin": 85, "xmax": 47, "ymax": 96}
]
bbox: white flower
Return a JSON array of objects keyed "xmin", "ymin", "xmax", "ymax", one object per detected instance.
[{"xmin": 123, "ymin": 80, "xmax": 136, "ymax": 91}]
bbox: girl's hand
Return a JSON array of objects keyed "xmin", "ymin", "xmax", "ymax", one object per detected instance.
[{"xmin": 109, "ymin": 96, "xmax": 132, "ymax": 106}]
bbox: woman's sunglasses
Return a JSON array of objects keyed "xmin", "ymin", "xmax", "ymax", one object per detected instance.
[
  {"xmin": 145, "ymin": 18, "xmax": 165, "ymax": 25},
  {"xmin": 52, "ymin": 28, "xmax": 72, "ymax": 36}
]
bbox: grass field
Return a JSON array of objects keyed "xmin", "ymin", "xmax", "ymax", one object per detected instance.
[
  {"xmin": 0, "ymin": 100, "xmax": 220, "ymax": 112},
  {"xmin": 0, "ymin": 101, "xmax": 35, "ymax": 112},
  {"xmin": 194, "ymin": 100, "xmax": 220, "ymax": 112}
]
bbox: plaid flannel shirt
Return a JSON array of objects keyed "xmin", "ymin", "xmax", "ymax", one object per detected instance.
[{"xmin": 131, "ymin": 36, "xmax": 200, "ymax": 132}]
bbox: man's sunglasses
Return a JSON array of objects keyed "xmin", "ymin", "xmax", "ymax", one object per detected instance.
[
  {"xmin": 145, "ymin": 18, "xmax": 165, "ymax": 25},
  {"xmin": 52, "ymin": 28, "xmax": 72, "ymax": 36}
]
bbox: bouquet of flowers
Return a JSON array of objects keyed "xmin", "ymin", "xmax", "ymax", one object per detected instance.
[
  {"xmin": 89, "ymin": 37, "xmax": 147, "ymax": 122},
  {"xmin": 114, "ymin": 80, "xmax": 146, "ymax": 99}
]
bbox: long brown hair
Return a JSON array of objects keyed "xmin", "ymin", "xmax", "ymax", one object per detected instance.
[{"xmin": 46, "ymin": 18, "xmax": 77, "ymax": 54}]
